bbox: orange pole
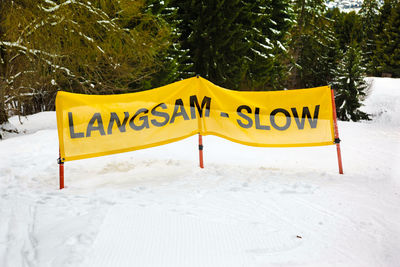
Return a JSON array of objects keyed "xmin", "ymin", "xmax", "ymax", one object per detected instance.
[
  {"xmin": 331, "ymin": 89, "xmax": 344, "ymax": 174},
  {"xmin": 58, "ymin": 151, "xmax": 64, "ymax": 189},
  {"xmin": 198, "ymin": 134, "xmax": 204, "ymax": 168}
]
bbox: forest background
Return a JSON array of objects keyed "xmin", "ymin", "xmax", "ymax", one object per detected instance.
[{"xmin": 1, "ymin": 0, "xmax": 399, "ymax": 134}]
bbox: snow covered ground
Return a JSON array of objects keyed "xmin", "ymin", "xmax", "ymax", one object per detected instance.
[{"xmin": 0, "ymin": 77, "xmax": 399, "ymax": 267}]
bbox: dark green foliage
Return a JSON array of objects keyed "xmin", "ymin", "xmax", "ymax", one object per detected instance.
[
  {"xmin": 332, "ymin": 44, "xmax": 370, "ymax": 121},
  {"xmin": 359, "ymin": 0, "xmax": 379, "ymax": 71},
  {"xmin": 369, "ymin": 0, "xmax": 398, "ymax": 75},
  {"xmin": 328, "ymin": 9, "xmax": 363, "ymax": 51},
  {"xmin": 289, "ymin": 0, "xmax": 339, "ymax": 89},
  {"xmin": 137, "ymin": 0, "xmax": 180, "ymax": 90},
  {"xmin": 240, "ymin": 0, "xmax": 293, "ymax": 90},
  {"xmin": 167, "ymin": 0, "xmax": 248, "ymax": 89},
  {"xmin": 373, "ymin": 1, "xmax": 400, "ymax": 77},
  {"xmin": 376, "ymin": 0, "xmax": 397, "ymax": 33},
  {"xmin": 166, "ymin": 0, "xmax": 292, "ymax": 90}
]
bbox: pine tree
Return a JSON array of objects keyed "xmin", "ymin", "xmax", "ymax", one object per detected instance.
[
  {"xmin": 289, "ymin": 0, "xmax": 339, "ymax": 89},
  {"xmin": 167, "ymin": 0, "xmax": 248, "ymax": 89},
  {"xmin": 328, "ymin": 10, "xmax": 363, "ymax": 51},
  {"xmin": 167, "ymin": 0, "xmax": 292, "ymax": 90},
  {"xmin": 332, "ymin": 44, "xmax": 369, "ymax": 121},
  {"xmin": 138, "ymin": 0, "xmax": 180, "ymax": 90},
  {"xmin": 376, "ymin": 0, "xmax": 398, "ymax": 33},
  {"xmin": 374, "ymin": 1, "xmax": 400, "ymax": 77},
  {"xmin": 370, "ymin": 0, "xmax": 398, "ymax": 76},
  {"xmin": 240, "ymin": 0, "xmax": 293, "ymax": 90},
  {"xmin": 359, "ymin": 0, "xmax": 380, "ymax": 74}
]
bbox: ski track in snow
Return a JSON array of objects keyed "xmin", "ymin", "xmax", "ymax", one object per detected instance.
[{"xmin": 0, "ymin": 78, "xmax": 400, "ymax": 266}]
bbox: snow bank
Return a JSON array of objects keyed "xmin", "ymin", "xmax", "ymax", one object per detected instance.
[
  {"xmin": 0, "ymin": 122, "xmax": 18, "ymax": 139},
  {"xmin": 8, "ymin": 111, "xmax": 57, "ymax": 134},
  {"xmin": 362, "ymin": 77, "xmax": 400, "ymax": 127},
  {"xmin": 0, "ymin": 111, "xmax": 57, "ymax": 139}
]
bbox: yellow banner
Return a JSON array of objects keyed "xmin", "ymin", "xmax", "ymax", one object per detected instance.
[{"xmin": 56, "ymin": 77, "xmax": 335, "ymax": 161}]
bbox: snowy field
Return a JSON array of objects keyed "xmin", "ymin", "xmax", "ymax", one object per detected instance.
[{"xmin": 0, "ymin": 77, "xmax": 399, "ymax": 267}]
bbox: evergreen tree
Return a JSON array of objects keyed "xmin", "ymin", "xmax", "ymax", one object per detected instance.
[
  {"xmin": 332, "ymin": 44, "xmax": 369, "ymax": 121},
  {"xmin": 167, "ymin": 0, "xmax": 292, "ymax": 90},
  {"xmin": 167, "ymin": 0, "xmax": 248, "ymax": 89},
  {"xmin": 359, "ymin": 0, "xmax": 379, "ymax": 73},
  {"xmin": 289, "ymin": 0, "xmax": 339, "ymax": 89},
  {"xmin": 239, "ymin": 0, "xmax": 293, "ymax": 90},
  {"xmin": 328, "ymin": 9, "xmax": 363, "ymax": 52},
  {"xmin": 139, "ymin": 0, "xmax": 180, "ymax": 90},
  {"xmin": 374, "ymin": 1, "xmax": 400, "ymax": 77},
  {"xmin": 370, "ymin": 0, "xmax": 398, "ymax": 75},
  {"xmin": 376, "ymin": 0, "xmax": 398, "ymax": 33}
]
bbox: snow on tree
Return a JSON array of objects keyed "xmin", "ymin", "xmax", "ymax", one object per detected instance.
[
  {"xmin": 166, "ymin": 0, "xmax": 248, "ymax": 89},
  {"xmin": 240, "ymin": 0, "xmax": 293, "ymax": 90},
  {"xmin": 332, "ymin": 44, "xmax": 369, "ymax": 121},
  {"xmin": 138, "ymin": 0, "xmax": 181, "ymax": 90},
  {"xmin": 166, "ymin": 0, "xmax": 292, "ymax": 90},
  {"xmin": 0, "ymin": 0, "xmax": 171, "ymax": 124}
]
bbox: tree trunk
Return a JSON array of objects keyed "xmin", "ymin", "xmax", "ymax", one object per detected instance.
[
  {"xmin": 288, "ymin": 0, "xmax": 306, "ymax": 89},
  {"xmin": 0, "ymin": 84, "xmax": 7, "ymax": 124},
  {"xmin": 0, "ymin": 45, "xmax": 8, "ymax": 125}
]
